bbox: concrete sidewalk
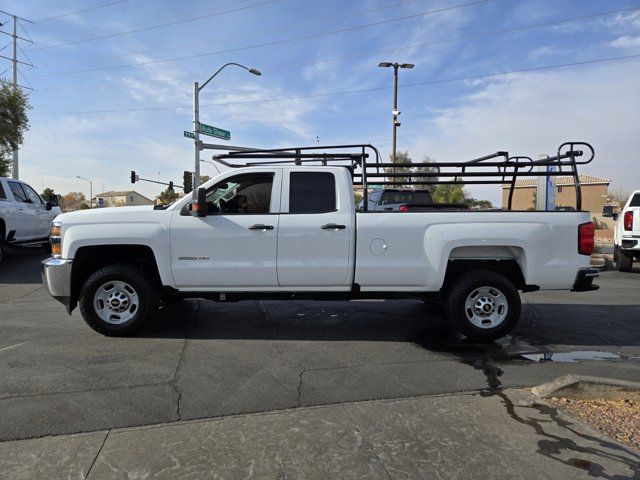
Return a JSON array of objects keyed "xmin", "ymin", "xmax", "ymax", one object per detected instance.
[{"xmin": 2, "ymin": 390, "xmax": 638, "ymax": 480}]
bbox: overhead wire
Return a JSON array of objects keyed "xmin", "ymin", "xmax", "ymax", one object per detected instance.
[
  {"xmin": 31, "ymin": 53, "xmax": 640, "ymax": 115},
  {"xmin": 32, "ymin": 0, "xmax": 493, "ymax": 77},
  {"xmin": 30, "ymin": 0, "xmax": 283, "ymax": 51},
  {"xmin": 35, "ymin": 0, "xmax": 128, "ymax": 23}
]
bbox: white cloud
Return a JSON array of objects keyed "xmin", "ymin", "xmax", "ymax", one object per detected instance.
[
  {"xmin": 610, "ymin": 35, "xmax": 640, "ymax": 49},
  {"xmin": 406, "ymin": 61, "xmax": 640, "ymax": 207}
]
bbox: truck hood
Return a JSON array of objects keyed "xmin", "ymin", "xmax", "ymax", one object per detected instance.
[{"xmin": 56, "ymin": 206, "xmax": 161, "ymax": 225}]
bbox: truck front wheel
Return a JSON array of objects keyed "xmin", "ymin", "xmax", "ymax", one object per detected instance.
[
  {"xmin": 445, "ymin": 270, "xmax": 521, "ymax": 342},
  {"xmin": 78, "ymin": 263, "xmax": 159, "ymax": 336}
]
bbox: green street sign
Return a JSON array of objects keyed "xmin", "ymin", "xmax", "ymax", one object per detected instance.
[
  {"xmin": 184, "ymin": 130, "xmax": 195, "ymax": 139},
  {"xmin": 199, "ymin": 123, "xmax": 231, "ymax": 140}
]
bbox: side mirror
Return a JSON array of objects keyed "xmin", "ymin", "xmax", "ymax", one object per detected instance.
[
  {"xmin": 45, "ymin": 202, "xmax": 53, "ymax": 211},
  {"xmin": 602, "ymin": 205, "xmax": 614, "ymax": 217},
  {"xmin": 189, "ymin": 187, "xmax": 208, "ymax": 217},
  {"xmin": 51, "ymin": 195, "xmax": 59, "ymax": 207}
]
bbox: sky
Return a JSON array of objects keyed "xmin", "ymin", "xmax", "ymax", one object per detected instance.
[{"xmin": 1, "ymin": 0, "xmax": 639, "ymax": 206}]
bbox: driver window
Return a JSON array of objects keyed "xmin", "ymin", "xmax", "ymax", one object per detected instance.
[
  {"xmin": 22, "ymin": 184, "xmax": 44, "ymax": 205},
  {"xmin": 206, "ymin": 173, "xmax": 274, "ymax": 214}
]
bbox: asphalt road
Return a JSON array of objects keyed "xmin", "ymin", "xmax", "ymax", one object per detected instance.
[{"xmin": 1, "ymin": 249, "xmax": 639, "ymax": 442}]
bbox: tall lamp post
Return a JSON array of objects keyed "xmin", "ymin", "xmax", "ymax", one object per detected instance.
[
  {"xmin": 76, "ymin": 175, "xmax": 93, "ymax": 207},
  {"xmin": 193, "ymin": 63, "xmax": 261, "ymax": 200},
  {"xmin": 378, "ymin": 62, "xmax": 414, "ymax": 164}
]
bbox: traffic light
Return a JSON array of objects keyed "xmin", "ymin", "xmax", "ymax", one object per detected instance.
[
  {"xmin": 130, "ymin": 171, "xmax": 138, "ymax": 184},
  {"xmin": 168, "ymin": 181, "xmax": 174, "ymax": 191},
  {"xmin": 183, "ymin": 171, "xmax": 193, "ymax": 194}
]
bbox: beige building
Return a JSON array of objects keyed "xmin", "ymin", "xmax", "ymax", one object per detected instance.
[
  {"xmin": 92, "ymin": 190, "xmax": 154, "ymax": 207},
  {"xmin": 501, "ymin": 175, "xmax": 610, "ymax": 214}
]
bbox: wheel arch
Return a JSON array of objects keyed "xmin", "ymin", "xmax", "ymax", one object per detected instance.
[
  {"xmin": 442, "ymin": 246, "xmax": 535, "ymax": 293},
  {"xmin": 70, "ymin": 244, "xmax": 162, "ymax": 313}
]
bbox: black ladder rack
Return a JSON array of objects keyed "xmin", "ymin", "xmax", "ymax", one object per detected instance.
[{"xmin": 209, "ymin": 142, "xmax": 595, "ymax": 212}]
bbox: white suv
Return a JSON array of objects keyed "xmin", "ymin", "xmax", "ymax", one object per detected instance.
[{"xmin": 0, "ymin": 177, "xmax": 60, "ymax": 263}]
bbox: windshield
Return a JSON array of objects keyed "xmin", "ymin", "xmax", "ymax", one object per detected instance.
[{"xmin": 380, "ymin": 191, "xmax": 433, "ymax": 205}]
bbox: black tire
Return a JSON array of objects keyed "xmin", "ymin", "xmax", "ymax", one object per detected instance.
[
  {"xmin": 616, "ymin": 246, "xmax": 633, "ymax": 272},
  {"xmin": 78, "ymin": 263, "xmax": 159, "ymax": 336},
  {"xmin": 0, "ymin": 238, "xmax": 4, "ymax": 264},
  {"xmin": 445, "ymin": 270, "xmax": 521, "ymax": 341},
  {"xmin": 41, "ymin": 242, "xmax": 52, "ymax": 254}
]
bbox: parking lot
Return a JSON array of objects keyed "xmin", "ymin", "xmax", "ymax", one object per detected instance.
[{"xmin": 1, "ymin": 248, "xmax": 638, "ymax": 444}]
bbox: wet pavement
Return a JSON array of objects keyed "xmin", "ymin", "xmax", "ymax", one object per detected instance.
[{"xmin": 1, "ymin": 249, "xmax": 639, "ymax": 443}]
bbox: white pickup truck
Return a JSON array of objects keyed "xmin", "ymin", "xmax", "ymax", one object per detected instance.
[
  {"xmin": 1, "ymin": 177, "xmax": 60, "ymax": 263},
  {"xmin": 42, "ymin": 143, "xmax": 599, "ymax": 340},
  {"xmin": 604, "ymin": 190, "xmax": 640, "ymax": 272}
]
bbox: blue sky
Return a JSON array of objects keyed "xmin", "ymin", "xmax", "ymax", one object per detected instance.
[{"xmin": 1, "ymin": 0, "xmax": 639, "ymax": 205}]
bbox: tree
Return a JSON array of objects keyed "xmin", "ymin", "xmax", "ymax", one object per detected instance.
[
  {"xmin": 156, "ymin": 188, "xmax": 180, "ymax": 204},
  {"xmin": 387, "ymin": 151, "xmax": 414, "ymax": 188},
  {"xmin": 60, "ymin": 192, "xmax": 86, "ymax": 211},
  {"xmin": 41, "ymin": 188, "xmax": 56, "ymax": 202},
  {"xmin": 464, "ymin": 198, "xmax": 493, "ymax": 209},
  {"xmin": 200, "ymin": 175, "xmax": 211, "ymax": 184},
  {"xmin": 0, "ymin": 84, "xmax": 30, "ymax": 177},
  {"xmin": 608, "ymin": 189, "xmax": 631, "ymax": 208},
  {"xmin": 413, "ymin": 154, "xmax": 439, "ymax": 193},
  {"xmin": 432, "ymin": 184, "xmax": 468, "ymax": 204}
]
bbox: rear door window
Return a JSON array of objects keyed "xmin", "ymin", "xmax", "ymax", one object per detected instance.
[
  {"xmin": 8, "ymin": 181, "xmax": 28, "ymax": 203},
  {"xmin": 629, "ymin": 194, "xmax": 640, "ymax": 207},
  {"xmin": 289, "ymin": 172, "xmax": 336, "ymax": 214},
  {"xmin": 0, "ymin": 181, "xmax": 6, "ymax": 200}
]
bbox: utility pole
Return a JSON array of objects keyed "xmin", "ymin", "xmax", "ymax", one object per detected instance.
[
  {"xmin": 0, "ymin": 10, "xmax": 34, "ymax": 180},
  {"xmin": 378, "ymin": 62, "xmax": 415, "ymax": 166}
]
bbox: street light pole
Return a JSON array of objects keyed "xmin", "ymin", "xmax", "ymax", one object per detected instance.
[
  {"xmin": 378, "ymin": 62, "xmax": 415, "ymax": 165},
  {"xmin": 192, "ymin": 63, "xmax": 261, "ymax": 201},
  {"xmin": 76, "ymin": 176, "xmax": 93, "ymax": 207}
]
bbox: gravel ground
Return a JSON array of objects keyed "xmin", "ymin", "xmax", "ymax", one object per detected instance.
[{"xmin": 548, "ymin": 397, "xmax": 639, "ymax": 453}]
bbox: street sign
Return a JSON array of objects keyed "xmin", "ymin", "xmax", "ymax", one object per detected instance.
[
  {"xmin": 184, "ymin": 131, "xmax": 195, "ymax": 139},
  {"xmin": 199, "ymin": 123, "xmax": 231, "ymax": 140}
]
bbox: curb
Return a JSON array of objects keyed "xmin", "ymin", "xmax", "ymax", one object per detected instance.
[{"xmin": 531, "ymin": 374, "xmax": 640, "ymax": 400}]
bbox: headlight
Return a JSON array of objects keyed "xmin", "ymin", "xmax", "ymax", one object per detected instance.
[{"xmin": 50, "ymin": 221, "xmax": 62, "ymax": 258}]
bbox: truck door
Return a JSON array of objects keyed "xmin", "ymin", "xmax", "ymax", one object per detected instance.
[
  {"xmin": 277, "ymin": 170, "xmax": 354, "ymax": 288},
  {"xmin": 170, "ymin": 170, "xmax": 281, "ymax": 289},
  {"xmin": 21, "ymin": 182, "xmax": 51, "ymax": 239},
  {"xmin": 6, "ymin": 181, "xmax": 34, "ymax": 240}
]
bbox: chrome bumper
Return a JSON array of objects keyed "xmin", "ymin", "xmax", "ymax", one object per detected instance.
[{"xmin": 42, "ymin": 258, "xmax": 73, "ymax": 312}]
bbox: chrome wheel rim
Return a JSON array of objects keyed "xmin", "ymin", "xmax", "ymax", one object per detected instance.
[
  {"xmin": 464, "ymin": 286, "xmax": 508, "ymax": 329},
  {"xmin": 93, "ymin": 281, "xmax": 139, "ymax": 325}
]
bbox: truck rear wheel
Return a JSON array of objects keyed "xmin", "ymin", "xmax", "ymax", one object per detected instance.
[
  {"xmin": 615, "ymin": 246, "xmax": 633, "ymax": 272},
  {"xmin": 78, "ymin": 263, "xmax": 159, "ymax": 336},
  {"xmin": 445, "ymin": 270, "xmax": 521, "ymax": 341}
]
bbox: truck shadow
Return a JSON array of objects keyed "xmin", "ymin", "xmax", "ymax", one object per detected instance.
[
  {"xmin": 0, "ymin": 248, "xmax": 49, "ymax": 285},
  {"xmin": 140, "ymin": 299, "xmax": 640, "ymax": 351}
]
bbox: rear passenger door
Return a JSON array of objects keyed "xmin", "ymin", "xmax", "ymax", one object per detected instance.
[{"xmin": 277, "ymin": 170, "xmax": 353, "ymax": 288}]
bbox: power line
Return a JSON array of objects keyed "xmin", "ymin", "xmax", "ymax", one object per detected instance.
[
  {"xmin": 32, "ymin": 5, "xmax": 640, "ymax": 93},
  {"xmin": 32, "ymin": 0, "xmax": 492, "ymax": 77},
  {"xmin": 36, "ymin": 0, "xmax": 128, "ymax": 23},
  {"xmin": 38, "ymin": 0, "xmax": 431, "ymax": 68},
  {"xmin": 31, "ymin": 53, "xmax": 640, "ymax": 115},
  {"xmin": 30, "ymin": 0, "xmax": 282, "ymax": 51}
]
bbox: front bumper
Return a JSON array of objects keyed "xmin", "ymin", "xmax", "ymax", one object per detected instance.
[
  {"xmin": 42, "ymin": 258, "xmax": 73, "ymax": 313},
  {"xmin": 571, "ymin": 268, "xmax": 599, "ymax": 292}
]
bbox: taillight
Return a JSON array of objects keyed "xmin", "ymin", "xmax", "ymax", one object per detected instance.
[
  {"xmin": 399, "ymin": 205, "xmax": 408, "ymax": 212},
  {"xmin": 578, "ymin": 222, "xmax": 595, "ymax": 256},
  {"xmin": 624, "ymin": 211, "xmax": 633, "ymax": 231}
]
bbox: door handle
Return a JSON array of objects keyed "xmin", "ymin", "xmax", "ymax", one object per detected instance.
[
  {"xmin": 249, "ymin": 224, "xmax": 274, "ymax": 231},
  {"xmin": 321, "ymin": 223, "xmax": 346, "ymax": 230}
]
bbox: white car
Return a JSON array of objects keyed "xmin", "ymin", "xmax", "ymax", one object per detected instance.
[
  {"xmin": 0, "ymin": 177, "xmax": 59, "ymax": 263},
  {"xmin": 42, "ymin": 143, "xmax": 599, "ymax": 341},
  {"xmin": 604, "ymin": 190, "xmax": 640, "ymax": 272}
]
